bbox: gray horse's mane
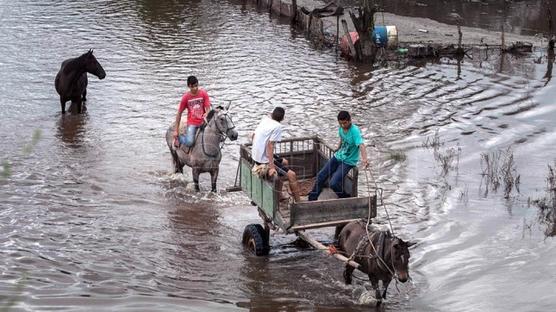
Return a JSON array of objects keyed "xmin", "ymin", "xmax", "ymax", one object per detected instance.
[{"xmin": 205, "ymin": 106, "xmax": 224, "ymax": 124}]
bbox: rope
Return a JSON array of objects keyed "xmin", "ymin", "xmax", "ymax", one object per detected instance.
[{"xmin": 362, "ymin": 165, "xmax": 396, "ymax": 277}]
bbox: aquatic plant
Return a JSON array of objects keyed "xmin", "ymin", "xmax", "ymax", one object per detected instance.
[
  {"xmin": 387, "ymin": 149, "xmax": 406, "ymax": 162},
  {"xmin": 533, "ymin": 162, "xmax": 556, "ymax": 237},
  {"xmin": 479, "ymin": 146, "xmax": 520, "ymax": 198},
  {"xmin": 434, "ymin": 145, "xmax": 461, "ymax": 176},
  {"xmin": 421, "ymin": 128, "xmax": 442, "ymax": 149},
  {"xmin": 1, "ymin": 160, "xmax": 11, "ymax": 179},
  {"xmin": 1, "ymin": 129, "xmax": 43, "ymax": 181},
  {"xmin": 0, "ymin": 276, "xmax": 26, "ymax": 312},
  {"xmin": 22, "ymin": 129, "xmax": 42, "ymax": 156}
]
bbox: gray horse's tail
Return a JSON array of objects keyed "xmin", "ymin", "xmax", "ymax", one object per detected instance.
[{"xmin": 166, "ymin": 127, "xmax": 183, "ymax": 174}]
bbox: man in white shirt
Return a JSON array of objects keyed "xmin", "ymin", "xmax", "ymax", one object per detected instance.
[{"xmin": 251, "ymin": 107, "xmax": 301, "ymax": 202}]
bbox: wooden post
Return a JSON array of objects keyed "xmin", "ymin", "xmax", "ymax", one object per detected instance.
[
  {"xmin": 457, "ymin": 24, "xmax": 462, "ymax": 49},
  {"xmin": 501, "ymin": 25, "xmax": 506, "ymax": 51},
  {"xmin": 336, "ymin": 15, "xmax": 340, "ymax": 53},
  {"xmin": 545, "ymin": 0, "xmax": 555, "ymax": 51},
  {"xmin": 341, "ymin": 19, "xmax": 357, "ymax": 59},
  {"xmin": 292, "ymin": 0, "xmax": 297, "ymax": 24},
  {"xmin": 296, "ymin": 231, "xmax": 361, "ymax": 269}
]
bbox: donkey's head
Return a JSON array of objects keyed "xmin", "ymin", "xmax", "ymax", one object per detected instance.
[
  {"xmin": 389, "ymin": 237, "xmax": 413, "ymax": 282},
  {"xmin": 83, "ymin": 49, "xmax": 106, "ymax": 80}
]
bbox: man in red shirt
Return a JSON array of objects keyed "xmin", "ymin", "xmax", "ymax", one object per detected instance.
[{"xmin": 173, "ymin": 76, "xmax": 211, "ymax": 148}]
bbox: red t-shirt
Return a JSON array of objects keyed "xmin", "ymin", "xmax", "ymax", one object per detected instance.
[{"xmin": 178, "ymin": 89, "xmax": 211, "ymax": 126}]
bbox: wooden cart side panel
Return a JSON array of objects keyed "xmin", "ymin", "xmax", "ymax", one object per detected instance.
[
  {"xmin": 240, "ymin": 159, "xmax": 252, "ymax": 198},
  {"xmin": 241, "ymin": 158, "xmax": 278, "ymax": 220},
  {"xmin": 252, "ymin": 173, "xmax": 263, "ymax": 207},
  {"xmin": 290, "ymin": 195, "xmax": 376, "ymax": 227},
  {"xmin": 261, "ymin": 179, "xmax": 276, "ymax": 218}
]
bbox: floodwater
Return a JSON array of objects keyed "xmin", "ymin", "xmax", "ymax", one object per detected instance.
[{"xmin": 1, "ymin": 0, "xmax": 555, "ymax": 311}]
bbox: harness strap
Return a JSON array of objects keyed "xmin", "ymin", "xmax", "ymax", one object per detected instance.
[
  {"xmin": 375, "ymin": 231, "xmax": 391, "ymax": 273},
  {"xmin": 200, "ymin": 112, "xmax": 230, "ymax": 158}
]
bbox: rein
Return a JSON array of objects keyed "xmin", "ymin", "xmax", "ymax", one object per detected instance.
[
  {"xmin": 362, "ymin": 166, "xmax": 399, "ymax": 279},
  {"xmin": 200, "ymin": 112, "xmax": 235, "ymax": 158}
]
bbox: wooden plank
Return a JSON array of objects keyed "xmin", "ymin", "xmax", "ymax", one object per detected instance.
[
  {"xmin": 290, "ymin": 196, "xmax": 376, "ymax": 227},
  {"xmin": 289, "ymin": 218, "xmax": 363, "ymax": 231},
  {"xmin": 240, "ymin": 159, "xmax": 252, "ymax": 197},
  {"xmin": 296, "ymin": 231, "xmax": 360, "ymax": 269},
  {"xmin": 261, "ymin": 178, "xmax": 276, "ymax": 218},
  {"xmin": 252, "ymin": 174, "xmax": 263, "ymax": 207}
]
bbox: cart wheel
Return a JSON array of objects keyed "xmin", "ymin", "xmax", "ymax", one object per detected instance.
[{"xmin": 242, "ymin": 224, "xmax": 270, "ymax": 256}]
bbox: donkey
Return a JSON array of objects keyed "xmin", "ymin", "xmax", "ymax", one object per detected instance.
[
  {"xmin": 165, "ymin": 106, "xmax": 238, "ymax": 192},
  {"xmin": 55, "ymin": 50, "xmax": 106, "ymax": 114},
  {"xmin": 337, "ymin": 221, "xmax": 413, "ymax": 304}
]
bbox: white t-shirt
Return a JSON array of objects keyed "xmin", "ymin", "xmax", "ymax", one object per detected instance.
[{"xmin": 251, "ymin": 116, "xmax": 283, "ymax": 164}]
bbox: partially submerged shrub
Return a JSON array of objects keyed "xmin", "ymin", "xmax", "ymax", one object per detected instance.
[
  {"xmin": 434, "ymin": 145, "xmax": 460, "ymax": 176},
  {"xmin": 533, "ymin": 162, "xmax": 556, "ymax": 237}
]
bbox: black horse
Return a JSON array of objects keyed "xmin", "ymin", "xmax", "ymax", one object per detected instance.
[{"xmin": 55, "ymin": 50, "xmax": 106, "ymax": 114}]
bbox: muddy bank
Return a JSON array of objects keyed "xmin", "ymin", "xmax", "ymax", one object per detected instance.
[{"xmin": 250, "ymin": 0, "xmax": 547, "ymax": 59}]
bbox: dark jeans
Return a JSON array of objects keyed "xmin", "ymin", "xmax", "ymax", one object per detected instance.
[{"xmin": 308, "ymin": 156, "xmax": 354, "ymax": 201}]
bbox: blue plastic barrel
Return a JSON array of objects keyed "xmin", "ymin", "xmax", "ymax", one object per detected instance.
[
  {"xmin": 372, "ymin": 26, "xmax": 388, "ymax": 47},
  {"xmin": 372, "ymin": 26, "xmax": 398, "ymax": 49}
]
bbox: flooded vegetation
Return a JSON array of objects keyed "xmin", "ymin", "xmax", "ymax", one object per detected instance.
[
  {"xmin": 532, "ymin": 162, "xmax": 556, "ymax": 236},
  {"xmin": 1, "ymin": 0, "xmax": 555, "ymax": 311},
  {"xmin": 480, "ymin": 147, "xmax": 520, "ymax": 198}
]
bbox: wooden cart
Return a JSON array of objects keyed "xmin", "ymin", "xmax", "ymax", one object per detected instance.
[{"xmin": 237, "ymin": 136, "xmax": 377, "ymax": 257}]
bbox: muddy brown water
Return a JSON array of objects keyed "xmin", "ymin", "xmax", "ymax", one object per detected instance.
[{"xmin": 1, "ymin": 1, "xmax": 555, "ymax": 311}]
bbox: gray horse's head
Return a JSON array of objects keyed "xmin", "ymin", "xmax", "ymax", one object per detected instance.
[{"xmin": 208, "ymin": 106, "xmax": 238, "ymax": 141}]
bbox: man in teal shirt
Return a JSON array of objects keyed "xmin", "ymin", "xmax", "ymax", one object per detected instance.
[{"xmin": 308, "ymin": 111, "xmax": 368, "ymax": 200}]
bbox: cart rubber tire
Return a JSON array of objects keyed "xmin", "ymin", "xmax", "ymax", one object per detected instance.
[{"xmin": 242, "ymin": 224, "xmax": 270, "ymax": 256}]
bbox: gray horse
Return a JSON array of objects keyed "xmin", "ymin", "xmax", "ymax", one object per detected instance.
[
  {"xmin": 337, "ymin": 221, "xmax": 414, "ymax": 305},
  {"xmin": 165, "ymin": 106, "xmax": 238, "ymax": 192},
  {"xmin": 55, "ymin": 50, "xmax": 106, "ymax": 114}
]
